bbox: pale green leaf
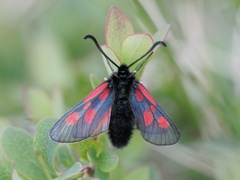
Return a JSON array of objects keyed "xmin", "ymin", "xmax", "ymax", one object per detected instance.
[
  {"xmin": 87, "ymin": 148, "xmax": 97, "ymax": 165},
  {"xmin": 105, "ymin": 6, "xmax": 134, "ymax": 60},
  {"xmin": 60, "ymin": 162, "xmax": 83, "ymax": 180},
  {"xmin": 98, "ymin": 150, "xmax": 119, "ymax": 172},
  {"xmin": 121, "ymin": 33, "xmax": 153, "ymax": 71},
  {"xmin": 0, "ymin": 127, "xmax": 47, "ymax": 180},
  {"xmin": 0, "ymin": 163, "xmax": 11, "ymax": 180},
  {"xmin": 56, "ymin": 144, "xmax": 75, "ymax": 169},
  {"xmin": 75, "ymin": 139, "xmax": 96, "ymax": 162},
  {"xmin": 95, "ymin": 134, "xmax": 110, "ymax": 156},
  {"xmin": 121, "ymin": 33, "xmax": 154, "ymax": 78},
  {"xmin": 94, "ymin": 167, "xmax": 109, "ymax": 180},
  {"xmin": 33, "ymin": 118, "xmax": 57, "ymax": 177}
]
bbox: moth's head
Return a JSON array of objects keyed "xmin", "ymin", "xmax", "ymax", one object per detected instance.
[{"xmin": 117, "ymin": 64, "xmax": 131, "ymax": 78}]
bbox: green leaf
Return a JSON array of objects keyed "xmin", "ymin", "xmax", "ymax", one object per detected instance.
[
  {"xmin": 73, "ymin": 139, "xmax": 96, "ymax": 162},
  {"xmin": 87, "ymin": 148, "xmax": 98, "ymax": 165},
  {"xmin": 33, "ymin": 118, "xmax": 57, "ymax": 177},
  {"xmin": 105, "ymin": 6, "xmax": 134, "ymax": 60},
  {"xmin": 125, "ymin": 167, "xmax": 150, "ymax": 180},
  {"xmin": 121, "ymin": 33, "xmax": 154, "ymax": 73},
  {"xmin": 60, "ymin": 162, "xmax": 83, "ymax": 180},
  {"xmin": 0, "ymin": 163, "xmax": 11, "ymax": 180},
  {"xmin": 98, "ymin": 150, "xmax": 119, "ymax": 172},
  {"xmin": 95, "ymin": 134, "xmax": 110, "ymax": 155},
  {"xmin": 88, "ymin": 148, "xmax": 118, "ymax": 172},
  {"xmin": 56, "ymin": 144, "xmax": 75, "ymax": 169},
  {"xmin": 94, "ymin": 167, "xmax": 110, "ymax": 180},
  {"xmin": 0, "ymin": 127, "xmax": 47, "ymax": 180}
]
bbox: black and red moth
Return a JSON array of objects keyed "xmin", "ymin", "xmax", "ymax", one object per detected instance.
[{"xmin": 49, "ymin": 35, "xmax": 180, "ymax": 148}]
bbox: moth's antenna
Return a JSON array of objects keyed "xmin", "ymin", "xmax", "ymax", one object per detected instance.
[
  {"xmin": 84, "ymin": 35, "xmax": 119, "ymax": 72},
  {"xmin": 134, "ymin": 52, "xmax": 153, "ymax": 72},
  {"xmin": 127, "ymin": 41, "xmax": 167, "ymax": 70},
  {"xmin": 127, "ymin": 52, "xmax": 154, "ymax": 78}
]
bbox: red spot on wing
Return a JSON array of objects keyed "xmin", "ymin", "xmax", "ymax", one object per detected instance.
[
  {"xmin": 84, "ymin": 109, "xmax": 96, "ymax": 123},
  {"xmin": 84, "ymin": 102, "xmax": 91, "ymax": 110},
  {"xmin": 158, "ymin": 116, "xmax": 170, "ymax": 128},
  {"xmin": 65, "ymin": 112, "xmax": 79, "ymax": 126},
  {"xmin": 150, "ymin": 105, "xmax": 156, "ymax": 112},
  {"xmin": 143, "ymin": 110, "xmax": 153, "ymax": 126},
  {"xmin": 138, "ymin": 84, "xmax": 157, "ymax": 105},
  {"xmin": 84, "ymin": 82, "xmax": 108, "ymax": 102},
  {"xmin": 135, "ymin": 89, "xmax": 144, "ymax": 102},
  {"xmin": 99, "ymin": 89, "xmax": 110, "ymax": 100}
]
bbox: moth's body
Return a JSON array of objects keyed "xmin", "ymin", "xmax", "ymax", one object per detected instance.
[{"xmin": 108, "ymin": 65, "xmax": 136, "ymax": 148}]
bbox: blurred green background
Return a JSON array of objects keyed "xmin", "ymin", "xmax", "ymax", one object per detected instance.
[{"xmin": 0, "ymin": 0, "xmax": 240, "ymax": 179}]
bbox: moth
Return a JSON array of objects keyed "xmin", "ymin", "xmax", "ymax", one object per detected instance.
[{"xmin": 49, "ymin": 35, "xmax": 180, "ymax": 148}]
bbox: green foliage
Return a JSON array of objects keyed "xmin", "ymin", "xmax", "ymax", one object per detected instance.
[
  {"xmin": 74, "ymin": 139, "xmax": 96, "ymax": 162},
  {"xmin": 33, "ymin": 118, "xmax": 57, "ymax": 177},
  {"xmin": 0, "ymin": 118, "xmax": 119, "ymax": 179},
  {"xmin": 1, "ymin": 1, "xmax": 240, "ymax": 179},
  {"xmin": 56, "ymin": 144, "xmax": 75, "ymax": 169},
  {"xmin": 60, "ymin": 162, "xmax": 83, "ymax": 180},
  {"xmin": 1, "ymin": 127, "xmax": 49, "ymax": 179},
  {"xmin": 92, "ymin": 149, "xmax": 119, "ymax": 172},
  {"xmin": 0, "ymin": 163, "xmax": 11, "ymax": 180},
  {"xmin": 105, "ymin": 7, "xmax": 134, "ymax": 62}
]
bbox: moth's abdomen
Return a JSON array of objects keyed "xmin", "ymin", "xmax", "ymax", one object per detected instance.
[{"xmin": 109, "ymin": 97, "xmax": 135, "ymax": 148}]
